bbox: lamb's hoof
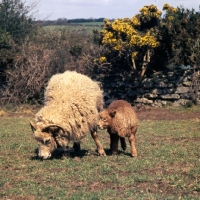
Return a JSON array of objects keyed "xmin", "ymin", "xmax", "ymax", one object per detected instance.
[{"xmin": 112, "ymin": 151, "xmax": 118, "ymax": 156}]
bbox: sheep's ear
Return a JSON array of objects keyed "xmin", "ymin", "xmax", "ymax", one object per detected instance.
[
  {"xmin": 30, "ymin": 121, "xmax": 36, "ymax": 132},
  {"xmin": 109, "ymin": 111, "xmax": 116, "ymax": 118},
  {"xmin": 42, "ymin": 126, "xmax": 59, "ymax": 133},
  {"xmin": 42, "ymin": 125, "xmax": 64, "ymax": 134}
]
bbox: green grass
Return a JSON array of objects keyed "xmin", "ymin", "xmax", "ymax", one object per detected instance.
[{"xmin": 0, "ymin": 113, "xmax": 200, "ymax": 199}]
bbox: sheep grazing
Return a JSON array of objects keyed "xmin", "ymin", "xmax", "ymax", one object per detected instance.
[
  {"xmin": 98, "ymin": 100, "xmax": 138, "ymax": 157},
  {"xmin": 30, "ymin": 71, "xmax": 106, "ymax": 159}
]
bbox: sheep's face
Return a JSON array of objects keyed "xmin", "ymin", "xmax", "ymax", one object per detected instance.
[
  {"xmin": 35, "ymin": 131, "xmax": 57, "ymax": 160},
  {"xmin": 30, "ymin": 122, "xmax": 62, "ymax": 160},
  {"xmin": 98, "ymin": 110, "xmax": 116, "ymax": 129}
]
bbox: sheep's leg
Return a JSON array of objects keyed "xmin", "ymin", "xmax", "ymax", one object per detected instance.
[
  {"xmin": 120, "ymin": 137, "xmax": 126, "ymax": 151},
  {"xmin": 91, "ymin": 131, "xmax": 106, "ymax": 156},
  {"xmin": 73, "ymin": 142, "xmax": 81, "ymax": 152},
  {"xmin": 110, "ymin": 134, "xmax": 119, "ymax": 155},
  {"xmin": 109, "ymin": 133, "xmax": 113, "ymax": 152},
  {"xmin": 128, "ymin": 126, "xmax": 138, "ymax": 157}
]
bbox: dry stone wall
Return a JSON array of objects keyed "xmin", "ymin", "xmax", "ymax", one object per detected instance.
[{"xmin": 102, "ymin": 66, "xmax": 200, "ymax": 107}]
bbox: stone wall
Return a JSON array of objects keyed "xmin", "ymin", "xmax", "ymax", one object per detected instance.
[{"xmin": 102, "ymin": 66, "xmax": 200, "ymax": 107}]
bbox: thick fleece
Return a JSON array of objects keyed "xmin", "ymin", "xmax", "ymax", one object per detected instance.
[{"xmin": 31, "ymin": 71, "xmax": 106, "ymax": 159}]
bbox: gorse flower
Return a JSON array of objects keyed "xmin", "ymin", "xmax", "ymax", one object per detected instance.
[
  {"xmin": 131, "ymin": 17, "xmax": 141, "ymax": 26},
  {"xmin": 132, "ymin": 51, "xmax": 138, "ymax": 58},
  {"xmin": 139, "ymin": 4, "xmax": 162, "ymax": 20},
  {"xmin": 168, "ymin": 16, "xmax": 174, "ymax": 21},
  {"xmin": 163, "ymin": 4, "xmax": 178, "ymax": 12},
  {"xmin": 99, "ymin": 56, "xmax": 107, "ymax": 63}
]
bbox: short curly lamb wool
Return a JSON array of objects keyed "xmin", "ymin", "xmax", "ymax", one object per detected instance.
[{"xmin": 98, "ymin": 100, "xmax": 138, "ymax": 157}]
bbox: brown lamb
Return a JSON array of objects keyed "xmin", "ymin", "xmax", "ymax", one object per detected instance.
[{"xmin": 98, "ymin": 100, "xmax": 138, "ymax": 157}]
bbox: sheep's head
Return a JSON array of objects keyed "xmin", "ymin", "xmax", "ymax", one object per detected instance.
[
  {"xmin": 30, "ymin": 122, "xmax": 67, "ymax": 160},
  {"xmin": 98, "ymin": 109, "xmax": 116, "ymax": 129}
]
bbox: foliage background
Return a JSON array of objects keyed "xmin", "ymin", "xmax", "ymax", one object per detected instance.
[{"xmin": 0, "ymin": 1, "xmax": 200, "ymax": 105}]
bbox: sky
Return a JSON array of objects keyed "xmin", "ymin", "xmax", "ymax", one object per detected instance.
[{"xmin": 26, "ymin": 0, "xmax": 200, "ymax": 20}]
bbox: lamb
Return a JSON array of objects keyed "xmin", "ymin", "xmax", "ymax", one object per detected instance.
[
  {"xmin": 98, "ymin": 100, "xmax": 138, "ymax": 157},
  {"xmin": 30, "ymin": 71, "xmax": 106, "ymax": 159}
]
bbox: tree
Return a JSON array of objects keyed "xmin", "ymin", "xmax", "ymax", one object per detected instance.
[
  {"xmin": 0, "ymin": 0, "xmax": 34, "ymax": 46},
  {"xmin": 0, "ymin": 0, "xmax": 35, "ymax": 82},
  {"xmin": 96, "ymin": 4, "xmax": 162, "ymax": 81},
  {"xmin": 158, "ymin": 4, "xmax": 200, "ymax": 69},
  {"xmin": 159, "ymin": 4, "xmax": 200, "ymax": 104}
]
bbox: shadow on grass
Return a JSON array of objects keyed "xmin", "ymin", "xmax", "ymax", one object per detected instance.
[
  {"xmin": 31, "ymin": 148, "xmax": 95, "ymax": 161},
  {"xmin": 31, "ymin": 147, "xmax": 133, "ymax": 161},
  {"xmin": 104, "ymin": 148, "xmax": 133, "ymax": 157}
]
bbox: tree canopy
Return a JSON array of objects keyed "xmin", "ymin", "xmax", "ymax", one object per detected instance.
[
  {"xmin": 0, "ymin": 0, "xmax": 35, "ymax": 82},
  {"xmin": 96, "ymin": 4, "xmax": 200, "ymax": 80},
  {"xmin": 160, "ymin": 4, "xmax": 200, "ymax": 69},
  {"xmin": 0, "ymin": 0, "xmax": 34, "ymax": 47}
]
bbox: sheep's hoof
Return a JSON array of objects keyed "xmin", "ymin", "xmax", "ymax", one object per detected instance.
[
  {"xmin": 98, "ymin": 149, "xmax": 106, "ymax": 156},
  {"xmin": 131, "ymin": 154, "xmax": 137, "ymax": 157},
  {"xmin": 121, "ymin": 145, "xmax": 126, "ymax": 151}
]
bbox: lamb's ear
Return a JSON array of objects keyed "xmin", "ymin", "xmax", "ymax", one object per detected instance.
[
  {"xmin": 30, "ymin": 121, "xmax": 36, "ymax": 132},
  {"xmin": 109, "ymin": 111, "xmax": 116, "ymax": 118}
]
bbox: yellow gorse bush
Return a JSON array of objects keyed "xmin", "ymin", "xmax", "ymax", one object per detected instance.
[
  {"xmin": 98, "ymin": 4, "xmax": 170, "ymax": 79},
  {"xmin": 101, "ymin": 13, "xmax": 159, "ymax": 54}
]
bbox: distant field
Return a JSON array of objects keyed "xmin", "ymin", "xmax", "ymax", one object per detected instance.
[
  {"xmin": 76, "ymin": 22, "xmax": 104, "ymax": 26},
  {"xmin": 44, "ymin": 22, "xmax": 104, "ymax": 34},
  {"xmin": 0, "ymin": 107, "xmax": 200, "ymax": 199}
]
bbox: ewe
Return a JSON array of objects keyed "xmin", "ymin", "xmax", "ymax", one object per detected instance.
[
  {"xmin": 98, "ymin": 100, "xmax": 138, "ymax": 157},
  {"xmin": 30, "ymin": 71, "xmax": 106, "ymax": 159}
]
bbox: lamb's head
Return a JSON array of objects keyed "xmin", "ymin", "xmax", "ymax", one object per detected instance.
[
  {"xmin": 30, "ymin": 122, "xmax": 67, "ymax": 160},
  {"xmin": 98, "ymin": 109, "xmax": 116, "ymax": 129}
]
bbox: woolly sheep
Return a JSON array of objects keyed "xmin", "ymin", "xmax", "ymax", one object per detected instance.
[
  {"xmin": 98, "ymin": 100, "xmax": 138, "ymax": 157},
  {"xmin": 30, "ymin": 71, "xmax": 106, "ymax": 159}
]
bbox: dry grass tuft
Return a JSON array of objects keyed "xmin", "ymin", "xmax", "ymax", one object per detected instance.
[{"xmin": 0, "ymin": 110, "xmax": 8, "ymax": 116}]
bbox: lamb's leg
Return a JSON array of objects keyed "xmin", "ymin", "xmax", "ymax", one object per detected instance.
[
  {"xmin": 91, "ymin": 131, "xmax": 106, "ymax": 156},
  {"xmin": 128, "ymin": 126, "xmax": 138, "ymax": 157},
  {"xmin": 120, "ymin": 137, "xmax": 126, "ymax": 151},
  {"xmin": 110, "ymin": 134, "xmax": 119, "ymax": 155}
]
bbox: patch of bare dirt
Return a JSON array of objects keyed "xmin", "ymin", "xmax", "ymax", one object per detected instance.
[
  {"xmin": 136, "ymin": 107, "xmax": 200, "ymax": 121},
  {"xmin": 2, "ymin": 106, "xmax": 200, "ymax": 121}
]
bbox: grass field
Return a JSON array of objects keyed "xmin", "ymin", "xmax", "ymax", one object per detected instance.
[
  {"xmin": 44, "ymin": 22, "xmax": 104, "ymax": 34},
  {"xmin": 0, "ymin": 108, "xmax": 200, "ymax": 199}
]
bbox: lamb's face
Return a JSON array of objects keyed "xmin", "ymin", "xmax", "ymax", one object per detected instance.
[{"xmin": 98, "ymin": 110, "xmax": 112, "ymax": 129}]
